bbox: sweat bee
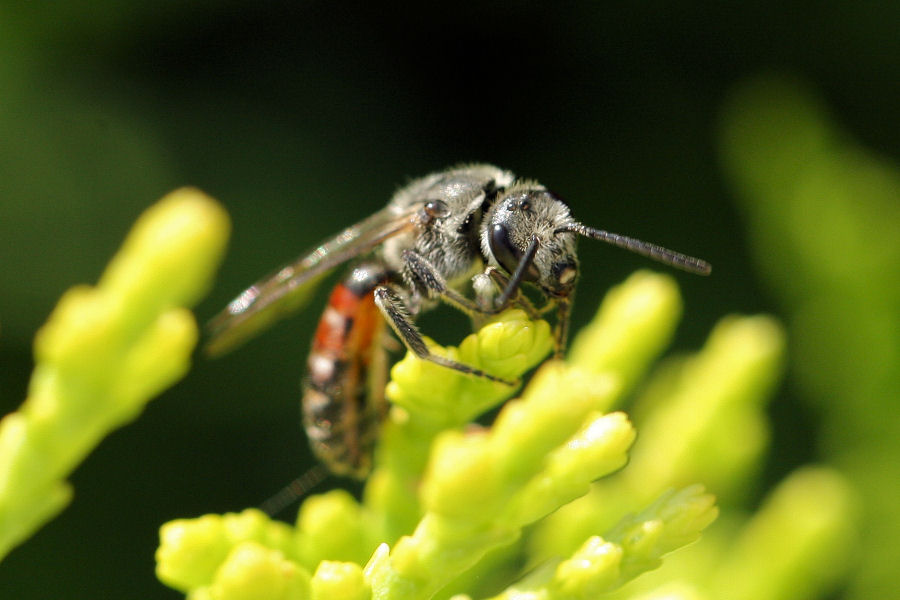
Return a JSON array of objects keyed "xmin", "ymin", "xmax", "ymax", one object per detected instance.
[{"xmin": 206, "ymin": 164, "xmax": 711, "ymax": 478}]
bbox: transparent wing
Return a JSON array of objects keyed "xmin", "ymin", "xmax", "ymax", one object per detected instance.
[{"xmin": 205, "ymin": 203, "xmax": 420, "ymax": 356}]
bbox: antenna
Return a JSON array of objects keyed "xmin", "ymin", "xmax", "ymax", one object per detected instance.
[{"xmin": 558, "ymin": 223, "xmax": 712, "ymax": 275}]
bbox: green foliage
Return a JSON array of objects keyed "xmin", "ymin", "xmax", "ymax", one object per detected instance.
[
  {"xmin": 719, "ymin": 75, "xmax": 897, "ymax": 598},
  {"xmin": 0, "ymin": 189, "xmax": 859, "ymax": 598},
  {"xmin": 708, "ymin": 467, "xmax": 857, "ymax": 600},
  {"xmin": 0, "ymin": 189, "xmax": 230, "ymax": 561},
  {"xmin": 154, "ymin": 272, "xmax": 732, "ymax": 600},
  {"xmin": 486, "ymin": 486, "xmax": 718, "ymax": 600},
  {"xmin": 524, "ymin": 297, "xmax": 856, "ymax": 600}
]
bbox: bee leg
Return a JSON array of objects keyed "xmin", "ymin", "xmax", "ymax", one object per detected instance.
[
  {"xmin": 373, "ymin": 285, "xmax": 516, "ymax": 386},
  {"xmin": 403, "ymin": 250, "xmax": 535, "ymax": 319},
  {"xmin": 482, "ymin": 267, "xmax": 545, "ymax": 319},
  {"xmin": 401, "ymin": 250, "xmax": 489, "ymax": 317}
]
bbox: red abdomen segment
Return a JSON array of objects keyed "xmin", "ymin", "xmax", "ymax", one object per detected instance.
[{"xmin": 302, "ymin": 262, "xmax": 390, "ymax": 478}]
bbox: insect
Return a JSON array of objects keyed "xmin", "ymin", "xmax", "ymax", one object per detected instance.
[{"xmin": 206, "ymin": 164, "xmax": 711, "ymax": 478}]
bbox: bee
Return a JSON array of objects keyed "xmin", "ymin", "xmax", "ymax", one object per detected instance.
[{"xmin": 206, "ymin": 164, "xmax": 711, "ymax": 478}]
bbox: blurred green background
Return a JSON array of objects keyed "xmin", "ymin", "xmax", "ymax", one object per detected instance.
[{"xmin": 1, "ymin": 2, "xmax": 897, "ymax": 598}]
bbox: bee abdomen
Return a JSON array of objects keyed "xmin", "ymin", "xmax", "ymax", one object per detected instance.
[{"xmin": 301, "ymin": 262, "xmax": 390, "ymax": 478}]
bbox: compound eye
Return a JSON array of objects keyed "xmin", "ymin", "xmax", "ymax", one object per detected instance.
[
  {"xmin": 489, "ymin": 223, "xmax": 519, "ymax": 273},
  {"xmin": 489, "ymin": 224, "xmax": 539, "ymax": 281}
]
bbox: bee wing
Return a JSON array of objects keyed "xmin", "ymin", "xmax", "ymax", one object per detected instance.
[{"xmin": 205, "ymin": 203, "xmax": 420, "ymax": 356}]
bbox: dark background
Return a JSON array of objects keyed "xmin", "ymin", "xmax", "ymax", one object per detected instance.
[{"xmin": 1, "ymin": 2, "xmax": 897, "ymax": 598}]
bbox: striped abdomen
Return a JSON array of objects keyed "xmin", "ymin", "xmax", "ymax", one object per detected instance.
[{"xmin": 302, "ymin": 262, "xmax": 390, "ymax": 478}]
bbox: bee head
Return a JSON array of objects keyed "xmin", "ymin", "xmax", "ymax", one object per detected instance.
[
  {"xmin": 482, "ymin": 179, "xmax": 711, "ymax": 306},
  {"xmin": 483, "ymin": 186, "xmax": 580, "ymax": 298}
]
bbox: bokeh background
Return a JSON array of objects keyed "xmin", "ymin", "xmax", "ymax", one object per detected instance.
[{"xmin": 1, "ymin": 2, "xmax": 898, "ymax": 598}]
